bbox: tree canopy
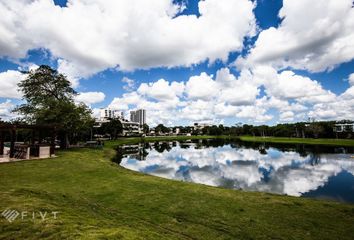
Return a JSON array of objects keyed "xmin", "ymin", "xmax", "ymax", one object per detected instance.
[
  {"xmin": 14, "ymin": 65, "xmax": 94, "ymax": 148},
  {"xmin": 98, "ymin": 119, "xmax": 123, "ymax": 139},
  {"xmin": 155, "ymin": 124, "xmax": 170, "ymax": 134}
]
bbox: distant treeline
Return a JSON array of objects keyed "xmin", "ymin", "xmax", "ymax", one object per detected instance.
[
  {"xmin": 198, "ymin": 120, "xmax": 353, "ymax": 139},
  {"xmin": 169, "ymin": 120, "xmax": 354, "ymax": 139}
]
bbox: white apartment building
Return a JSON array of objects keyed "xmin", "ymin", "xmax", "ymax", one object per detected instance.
[
  {"xmin": 130, "ymin": 109, "xmax": 146, "ymax": 126},
  {"xmin": 95, "ymin": 108, "xmax": 144, "ymax": 136},
  {"xmin": 121, "ymin": 120, "xmax": 141, "ymax": 136},
  {"xmin": 100, "ymin": 108, "xmax": 123, "ymax": 120},
  {"xmin": 334, "ymin": 123, "xmax": 354, "ymax": 132}
]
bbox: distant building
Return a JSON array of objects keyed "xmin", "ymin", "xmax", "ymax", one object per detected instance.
[
  {"xmin": 99, "ymin": 108, "xmax": 123, "ymax": 120},
  {"xmin": 130, "ymin": 109, "xmax": 146, "ymax": 126},
  {"xmin": 100, "ymin": 108, "xmax": 114, "ymax": 119},
  {"xmin": 149, "ymin": 128, "xmax": 156, "ymax": 135},
  {"xmin": 193, "ymin": 123, "xmax": 211, "ymax": 131},
  {"xmin": 121, "ymin": 120, "xmax": 141, "ymax": 136},
  {"xmin": 95, "ymin": 108, "xmax": 144, "ymax": 136},
  {"xmin": 95, "ymin": 108, "xmax": 124, "ymax": 127},
  {"xmin": 334, "ymin": 123, "xmax": 354, "ymax": 132},
  {"xmin": 175, "ymin": 127, "xmax": 180, "ymax": 135}
]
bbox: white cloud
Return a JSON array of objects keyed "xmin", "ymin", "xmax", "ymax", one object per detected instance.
[
  {"xmin": 307, "ymin": 89, "xmax": 354, "ymax": 120},
  {"xmin": 237, "ymin": 0, "xmax": 354, "ymax": 72},
  {"xmin": 105, "ymin": 65, "xmax": 354, "ymax": 125},
  {"xmin": 348, "ymin": 73, "xmax": 354, "ymax": 86},
  {"xmin": 57, "ymin": 59, "xmax": 83, "ymax": 88},
  {"xmin": 279, "ymin": 111, "xmax": 295, "ymax": 122},
  {"xmin": 0, "ymin": 100, "xmax": 15, "ymax": 120},
  {"xmin": 180, "ymin": 100, "xmax": 215, "ymax": 122},
  {"xmin": 68, "ymin": 39, "xmax": 347, "ymax": 127},
  {"xmin": 341, "ymin": 86, "xmax": 354, "ymax": 100},
  {"xmin": 236, "ymin": 105, "xmax": 273, "ymax": 122},
  {"xmin": 185, "ymin": 72, "xmax": 218, "ymax": 100},
  {"xmin": 109, "ymin": 92, "xmax": 142, "ymax": 111},
  {"xmin": 0, "ymin": 70, "xmax": 24, "ymax": 99},
  {"xmin": 261, "ymin": 97, "xmax": 307, "ymax": 113},
  {"xmin": 0, "ymin": 0, "xmax": 256, "ymax": 81},
  {"xmin": 91, "ymin": 107, "xmax": 101, "ymax": 119},
  {"xmin": 75, "ymin": 91, "xmax": 105, "ymax": 105},
  {"xmin": 138, "ymin": 79, "xmax": 184, "ymax": 101},
  {"xmin": 216, "ymin": 68, "xmax": 259, "ymax": 105},
  {"xmin": 251, "ymin": 66, "xmax": 335, "ymax": 103},
  {"xmin": 121, "ymin": 77, "xmax": 135, "ymax": 91}
]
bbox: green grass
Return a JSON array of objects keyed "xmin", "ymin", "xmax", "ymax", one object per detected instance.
[
  {"xmin": 0, "ymin": 136, "xmax": 353, "ymax": 239},
  {"xmin": 240, "ymin": 136, "xmax": 354, "ymax": 147}
]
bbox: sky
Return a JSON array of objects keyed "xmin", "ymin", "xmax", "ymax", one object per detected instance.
[{"xmin": 0, "ymin": 0, "xmax": 354, "ymax": 126}]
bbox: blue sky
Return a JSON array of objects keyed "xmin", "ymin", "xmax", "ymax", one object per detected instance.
[{"xmin": 0, "ymin": 0, "xmax": 353, "ymax": 126}]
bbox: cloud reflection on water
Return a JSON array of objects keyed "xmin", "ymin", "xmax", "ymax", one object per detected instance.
[{"xmin": 119, "ymin": 141, "xmax": 354, "ymax": 201}]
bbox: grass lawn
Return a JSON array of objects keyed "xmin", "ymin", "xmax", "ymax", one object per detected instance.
[
  {"xmin": 239, "ymin": 136, "xmax": 354, "ymax": 147},
  {"xmin": 0, "ymin": 136, "xmax": 354, "ymax": 239}
]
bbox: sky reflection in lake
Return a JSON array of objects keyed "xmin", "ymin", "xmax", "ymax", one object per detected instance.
[{"xmin": 117, "ymin": 140, "xmax": 354, "ymax": 203}]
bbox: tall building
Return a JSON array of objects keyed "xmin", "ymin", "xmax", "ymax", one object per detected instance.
[
  {"xmin": 100, "ymin": 108, "xmax": 123, "ymax": 120},
  {"xmin": 100, "ymin": 108, "xmax": 114, "ymax": 119},
  {"xmin": 130, "ymin": 109, "xmax": 146, "ymax": 126}
]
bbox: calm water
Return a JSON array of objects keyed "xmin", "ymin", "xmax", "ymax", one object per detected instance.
[{"xmin": 114, "ymin": 139, "xmax": 354, "ymax": 203}]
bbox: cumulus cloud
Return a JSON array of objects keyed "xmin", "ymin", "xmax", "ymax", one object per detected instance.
[
  {"xmin": 216, "ymin": 68, "xmax": 259, "ymax": 105},
  {"xmin": 107, "ymin": 67, "xmax": 275, "ymax": 125},
  {"xmin": 237, "ymin": 0, "xmax": 354, "ymax": 72},
  {"xmin": 0, "ymin": 70, "xmax": 25, "ymax": 99},
  {"xmin": 348, "ymin": 73, "xmax": 354, "ymax": 86},
  {"xmin": 180, "ymin": 100, "xmax": 216, "ymax": 122},
  {"xmin": 186, "ymin": 73, "xmax": 218, "ymax": 100},
  {"xmin": 0, "ymin": 0, "xmax": 256, "ymax": 80},
  {"xmin": 75, "ymin": 91, "xmax": 105, "ymax": 105},
  {"xmin": 279, "ymin": 111, "xmax": 295, "ymax": 122},
  {"xmin": 138, "ymin": 79, "xmax": 184, "ymax": 101},
  {"xmin": 262, "ymin": 69, "xmax": 335, "ymax": 103},
  {"xmin": 121, "ymin": 77, "xmax": 135, "ymax": 92},
  {"xmin": 0, "ymin": 100, "xmax": 15, "ymax": 120},
  {"xmin": 308, "ymin": 89, "xmax": 354, "ymax": 120},
  {"xmin": 105, "ymin": 64, "xmax": 354, "ymax": 126},
  {"xmin": 235, "ymin": 105, "xmax": 273, "ymax": 122}
]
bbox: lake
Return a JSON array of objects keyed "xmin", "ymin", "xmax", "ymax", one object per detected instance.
[{"xmin": 114, "ymin": 139, "xmax": 354, "ymax": 203}]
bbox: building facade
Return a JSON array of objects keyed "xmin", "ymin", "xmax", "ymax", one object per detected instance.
[
  {"xmin": 130, "ymin": 109, "xmax": 146, "ymax": 126},
  {"xmin": 100, "ymin": 108, "xmax": 124, "ymax": 120},
  {"xmin": 121, "ymin": 120, "xmax": 141, "ymax": 136},
  {"xmin": 333, "ymin": 123, "xmax": 354, "ymax": 132}
]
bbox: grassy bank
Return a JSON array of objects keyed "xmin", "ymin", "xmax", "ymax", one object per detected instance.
[
  {"xmin": 0, "ymin": 136, "xmax": 354, "ymax": 239},
  {"xmin": 240, "ymin": 136, "xmax": 354, "ymax": 147}
]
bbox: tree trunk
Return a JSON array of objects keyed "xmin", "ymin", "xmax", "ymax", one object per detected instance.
[{"xmin": 59, "ymin": 131, "xmax": 70, "ymax": 149}]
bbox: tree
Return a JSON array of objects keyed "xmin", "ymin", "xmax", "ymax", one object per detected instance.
[
  {"xmin": 208, "ymin": 125, "xmax": 223, "ymax": 135},
  {"xmin": 13, "ymin": 65, "xmax": 94, "ymax": 148},
  {"xmin": 99, "ymin": 119, "xmax": 123, "ymax": 139},
  {"xmin": 143, "ymin": 124, "xmax": 150, "ymax": 134},
  {"xmin": 155, "ymin": 124, "xmax": 169, "ymax": 134},
  {"xmin": 307, "ymin": 119, "xmax": 324, "ymax": 138}
]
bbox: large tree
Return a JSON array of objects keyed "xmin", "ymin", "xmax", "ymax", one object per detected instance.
[
  {"xmin": 98, "ymin": 119, "xmax": 123, "ymax": 139},
  {"xmin": 142, "ymin": 124, "xmax": 149, "ymax": 134},
  {"xmin": 14, "ymin": 65, "xmax": 94, "ymax": 148},
  {"xmin": 155, "ymin": 124, "xmax": 169, "ymax": 134}
]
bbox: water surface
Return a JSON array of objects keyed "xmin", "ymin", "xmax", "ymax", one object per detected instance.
[{"xmin": 115, "ymin": 139, "xmax": 354, "ymax": 203}]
